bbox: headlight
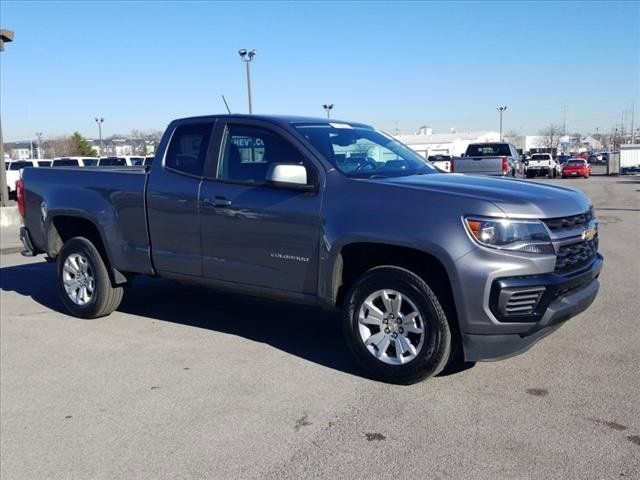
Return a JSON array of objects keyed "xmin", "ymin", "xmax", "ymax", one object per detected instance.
[{"xmin": 463, "ymin": 216, "xmax": 554, "ymax": 254}]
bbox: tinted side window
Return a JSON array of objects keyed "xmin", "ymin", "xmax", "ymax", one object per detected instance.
[
  {"xmin": 165, "ymin": 123, "xmax": 213, "ymax": 176},
  {"xmin": 217, "ymin": 125, "xmax": 306, "ymax": 184}
]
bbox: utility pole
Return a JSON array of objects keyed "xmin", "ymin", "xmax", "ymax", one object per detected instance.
[
  {"xmin": 562, "ymin": 104, "xmax": 567, "ymax": 136},
  {"xmin": 238, "ymin": 49, "xmax": 256, "ymax": 114},
  {"xmin": 0, "ymin": 28, "xmax": 15, "ymax": 207},
  {"xmin": 35, "ymin": 132, "xmax": 43, "ymax": 160},
  {"xmin": 496, "ymin": 106, "xmax": 507, "ymax": 141},
  {"xmin": 322, "ymin": 104, "xmax": 334, "ymax": 118}
]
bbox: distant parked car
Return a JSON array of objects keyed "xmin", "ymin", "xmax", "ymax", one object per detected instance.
[
  {"xmin": 562, "ymin": 159, "xmax": 590, "ymax": 178},
  {"xmin": 98, "ymin": 156, "xmax": 145, "ymax": 167},
  {"xmin": 52, "ymin": 157, "xmax": 98, "ymax": 167},
  {"xmin": 587, "ymin": 154, "xmax": 603, "ymax": 164},
  {"xmin": 525, "ymin": 153, "xmax": 556, "ymax": 178}
]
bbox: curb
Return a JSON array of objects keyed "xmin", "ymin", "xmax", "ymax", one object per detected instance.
[{"xmin": 1, "ymin": 206, "xmax": 21, "ymax": 228}]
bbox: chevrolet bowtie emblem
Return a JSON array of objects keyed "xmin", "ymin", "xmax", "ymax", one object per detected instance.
[{"xmin": 582, "ymin": 226, "xmax": 597, "ymax": 241}]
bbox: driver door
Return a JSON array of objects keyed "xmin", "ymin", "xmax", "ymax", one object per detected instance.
[{"xmin": 199, "ymin": 120, "xmax": 323, "ymax": 294}]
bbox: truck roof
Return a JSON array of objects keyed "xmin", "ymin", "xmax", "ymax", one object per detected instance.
[{"xmin": 171, "ymin": 114, "xmax": 372, "ymax": 129}]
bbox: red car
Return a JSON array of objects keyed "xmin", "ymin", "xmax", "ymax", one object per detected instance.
[{"xmin": 562, "ymin": 159, "xmax": 590, "ymax": 178}]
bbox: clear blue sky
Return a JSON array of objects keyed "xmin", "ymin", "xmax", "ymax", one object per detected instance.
[{"xmin": 1, "ymin": 1, "xmax": 638, "ymax": 141}]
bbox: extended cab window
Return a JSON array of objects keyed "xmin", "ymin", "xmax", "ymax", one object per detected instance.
[
  {"xmin": 165, "ymin": 123, "xmax": 213, "ymax": 176},
  {"xmin": 217, "ymin": 125, "xmax": 308, "ymax": 185}
]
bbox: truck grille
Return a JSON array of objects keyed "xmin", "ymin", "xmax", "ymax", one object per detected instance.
[
  {"xmin": 543, "ymin": 208, "xmax": 594, "ymax": 233},
  {"xmin": 498, "ymin": 286, "xmax": 546, "ymax": 316},
  {"xmin": 555, "ymin": 238, "xmax": 598, "ymax": 273}
]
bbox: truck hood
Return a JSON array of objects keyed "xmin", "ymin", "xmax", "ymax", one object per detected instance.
[{"xmin": 375, "ymin": 173, "xmax": 591, "ymax": 218}]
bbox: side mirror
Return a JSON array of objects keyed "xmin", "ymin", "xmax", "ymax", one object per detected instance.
[{"xmin": 266, "ymin": 163, "xmax": 313, "ymax": 191}]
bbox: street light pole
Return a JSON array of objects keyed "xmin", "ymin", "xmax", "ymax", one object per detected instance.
[
  {"xmin": 322, "ymin": 104, "xmax": 334, "ymax": 118},
  {"xmin": 496, "ymin": 106, "xmax": 507, "ymax": 141},
  {"xmin": 0, "ymin": 28, "xmax": 15, "ymax": 208},
  {"xmin": 35, "ymin": 132, "xmax": 43, "ymax": 160},
  {"xmin": 94, "ymin": 117, "xmax": 104, "ymax": 155},
  {"xmin": 238, "ymin": 49, "xmax": 256, "ymax": 114}
]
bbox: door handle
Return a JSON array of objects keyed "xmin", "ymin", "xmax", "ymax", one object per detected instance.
[{"xmin": 203, "ymin": 196, "xmax": 232, "ymax": 207}]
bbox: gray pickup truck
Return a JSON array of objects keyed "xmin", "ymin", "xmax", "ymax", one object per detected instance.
[
  {"xmin": 452, "ymin": 142, "xmax": 521, "ymax": 176},
  {"xmin": 17, "ymin": 115, "xmax": 603, "ymax": 384}
]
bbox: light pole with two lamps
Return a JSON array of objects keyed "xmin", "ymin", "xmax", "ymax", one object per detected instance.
[
  {"xmin": 238, "ymin": 49, "xmax": 256, "ymax": 114},
  {"xmin": 94, "ymin": 117, "xmax": 104, "ymax": 155},
  {"xmin": 322, "ymin": 104, "xmax": 334, "ymax": 119}
]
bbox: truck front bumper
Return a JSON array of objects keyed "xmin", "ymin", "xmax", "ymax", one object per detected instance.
[{"xmin": 460, "ymin": 254, "xmax": 603, "ymax": 362}]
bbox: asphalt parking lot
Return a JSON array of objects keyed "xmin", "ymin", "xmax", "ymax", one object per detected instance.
[{"xmin": 1, "ymin": 172, "xmax": 639, "ymax": 479}]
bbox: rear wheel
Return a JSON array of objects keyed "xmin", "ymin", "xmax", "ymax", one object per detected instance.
[
  {"xmin": 343, "ymin": 266, "xmax": 452, "ymax": 384},
  {"xmin": 57, "ymin": 237, "xmax": 123, "ymax": 318}
]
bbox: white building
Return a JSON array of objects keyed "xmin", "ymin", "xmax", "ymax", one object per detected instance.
[
  {"xmin": 525, "ymin": 135, "xmax": 603, "ymax": 154},
  {"xmin": 394, "ymin": 127, "xmax": 501, "ymax": 157},
  {"xmin": 8, "ymin": 142, "xmax": 32, "ymax": 160}
]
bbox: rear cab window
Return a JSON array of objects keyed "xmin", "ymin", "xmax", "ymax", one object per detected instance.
[{"xmin": 466, "ymin": 144, "xmax": 512, "ymax": 157}]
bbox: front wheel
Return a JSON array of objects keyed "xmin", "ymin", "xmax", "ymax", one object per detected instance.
[
  {"xmin": 343, "ymin": 266, "xmax": 452, "ymax": 384},
  {"xmin": 57, "ymin": 237, "xmax": 123, "ymax": 318}
]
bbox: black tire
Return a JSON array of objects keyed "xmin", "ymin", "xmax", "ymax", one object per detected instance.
[
  {"xmin": 57, "ymin": 237, "xmax": 123, "ymax": 318},
  {"xmin": 343, "ymin": 266, "xmax": 452, "ymax": 384}
]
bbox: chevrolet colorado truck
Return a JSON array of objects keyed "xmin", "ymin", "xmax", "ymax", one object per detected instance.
[{"xmin": 17, "ymin": 115, "xmax": 603, "ymax": 384}]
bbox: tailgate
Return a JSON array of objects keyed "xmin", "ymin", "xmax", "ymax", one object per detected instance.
[{"xmin": 453, "ymin": 156, "xmax": 503, "ymax": 175}]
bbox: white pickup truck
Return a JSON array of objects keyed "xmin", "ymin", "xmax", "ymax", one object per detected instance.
[
  {"xmin": 6, "ymin": 160, "xmax": 39, "ymax": 199},
  {"xmin": 525, "ymin": 153, "xmax": 556, "ymax": 178}
]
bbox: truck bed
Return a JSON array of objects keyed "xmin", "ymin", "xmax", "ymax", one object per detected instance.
[{"xmin": 22, "ymin": 166, "xmax": 153, "ymax": 275}]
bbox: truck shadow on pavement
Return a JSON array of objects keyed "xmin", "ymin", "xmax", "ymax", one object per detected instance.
[{"xmin": 0, "ymin": 260, "xmax": 474, "ymax": 380}]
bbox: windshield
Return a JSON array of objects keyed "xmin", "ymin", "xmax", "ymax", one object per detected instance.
[
  {"xmin": 294, "ymin": 124, "xmax": 436, "ymax": 178},
  {"xmin": 466, "ymin": 143, "xmax": 511, "ymax": 157},
  {"xmin": 129, "ymin": 157, "xmax": 144, "ymax": 166},
  {"xmin": 531, "ymin": 154, "xmax": 550, "ymax": 160},
  {"xmin": 567, "ymin": 160, "xmax": 585, "ymax": 166},
  {"xmin": 8, "ymin": 161, "xmax": 33, "ymax": 170}
]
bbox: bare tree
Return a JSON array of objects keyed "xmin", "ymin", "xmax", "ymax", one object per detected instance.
[
  {"xmin": 502, "ymin": 130, "xmax": 522, "ymax": 148},
  {"xmin": 539, "ymin": 124, "xmax": 563, "ymax": 151},
  {"xmin": 42, "ymin": 136, "xmax": 75, "ymax": 158}
]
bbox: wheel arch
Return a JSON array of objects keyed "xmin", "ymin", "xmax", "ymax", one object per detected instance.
[
  {"xmin": 46, "ymin": 214, "xmax": 127, "ymax": 285},
  {"xmin": 329, "ymin": 242, "xmax": 458, "ymax": 325}
]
